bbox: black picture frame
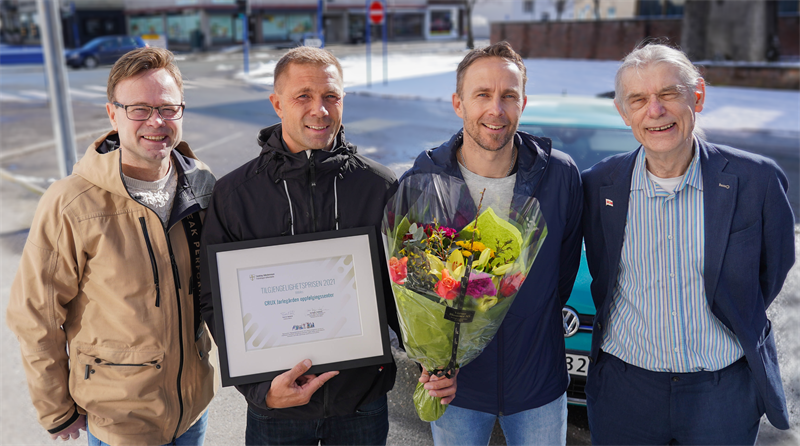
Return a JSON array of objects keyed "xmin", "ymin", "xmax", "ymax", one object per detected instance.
[{"xmin": 207, "ymin": 226, "xmax": 393, "ymax": 387}]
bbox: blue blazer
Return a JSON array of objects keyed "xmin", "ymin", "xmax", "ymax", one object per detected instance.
[{"xmin": 581, "ymin": 138, "xmax": 794, "ymax": 429}]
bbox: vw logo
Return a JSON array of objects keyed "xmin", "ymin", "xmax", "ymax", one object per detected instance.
[{"xmin": 562, "ymin": 307, "xmax": 580, "ymax": 338}]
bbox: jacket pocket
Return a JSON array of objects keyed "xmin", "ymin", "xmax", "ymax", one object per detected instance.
[
  {"xmin": 727, "ymin": 218, "xmax": 761, "ymax": 247},
  {"xmin": 756, "ymin": 320, "xmax": 786, "ymax": 412},
  {"xmin": 71, "ymin": 346, "xmax": 166, "ymax": 435}
]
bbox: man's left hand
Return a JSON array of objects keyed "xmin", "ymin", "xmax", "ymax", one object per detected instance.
[
  {"xmin": 419, "ymin": 366, "xmax": 458, "ymax": 405},
  {"xmin": 49, "ymin": 414, "xmax": 86, "ymax": 441}
]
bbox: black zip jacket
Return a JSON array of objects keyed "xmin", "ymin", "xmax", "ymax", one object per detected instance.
[{"xmin": 199, "ymin": 123, "xmax": 399, "ymax": 419}]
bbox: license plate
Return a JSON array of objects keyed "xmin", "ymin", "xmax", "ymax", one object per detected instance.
[{"xmin": 566, "ymin": 353, "xmax": 589, "ymax": 376}]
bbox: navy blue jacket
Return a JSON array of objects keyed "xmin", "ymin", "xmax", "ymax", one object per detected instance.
[
  {"xmin": 401, "ymin": 130, "xmax": 583, "ymax": 415},
  {"xmin": 581, "ymin": 139, "xmax": 795, "ymax": 429}
]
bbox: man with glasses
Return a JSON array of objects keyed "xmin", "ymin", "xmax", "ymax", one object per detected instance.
[{"xmin": 7, "ymin": 47, "xmax": 217, "ymax": 445}]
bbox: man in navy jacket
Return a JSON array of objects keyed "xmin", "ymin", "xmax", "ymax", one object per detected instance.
[
  {"xmin": 401, "ymin": 41, "xmax": 583, "ymax": 446},
  {"xmin": 582, "ymin": 43, "xmax": 794, "ymax": 445}
]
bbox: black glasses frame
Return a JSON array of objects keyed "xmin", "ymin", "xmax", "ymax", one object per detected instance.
[{"xmin": 112, "ymin": 101, "xmax": 185, "ymax": 121}]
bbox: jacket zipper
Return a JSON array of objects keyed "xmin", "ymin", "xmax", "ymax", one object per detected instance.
[
  {"xmin": 165, "ymin": 231, "xmax": 186, "ymax": 443},
  {"xmin": 139, "ymin": 218, "xmax": 161, "ymax": 307},
  {"xmin": 84, "ymin": 361, "xmax": 159, "ymax": 379},
  {"xmin": 497, "ymin": 325, "xmax": 505, "ymax": 415},
  {"xmin": 308, "ymin": 151, "xmax": 317, "ymax": 232}
]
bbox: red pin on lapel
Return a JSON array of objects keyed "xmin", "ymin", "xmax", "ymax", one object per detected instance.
[{"xmin": 605, "ymin": 199, "xmax": 614, "ymax": 207}]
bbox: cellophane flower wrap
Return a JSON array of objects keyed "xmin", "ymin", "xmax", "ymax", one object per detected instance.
[{"xmin": 382, "ymin": 174, "xmax": 547, "ymax": 422}]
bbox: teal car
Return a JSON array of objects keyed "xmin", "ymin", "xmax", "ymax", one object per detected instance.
[{"xmin": 518, "ymin": 95, "xmax": 640, "ymax": 405}]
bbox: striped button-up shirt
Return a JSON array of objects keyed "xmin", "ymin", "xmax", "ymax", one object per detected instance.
[{"xmin": 601, "ymin": 147, "xmax": 743, "ymax": 372}]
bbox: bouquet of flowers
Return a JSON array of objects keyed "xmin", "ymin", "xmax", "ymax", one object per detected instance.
[{"xmin": 382, "ymin": 173, "xmax": 547, "ymax": 421}]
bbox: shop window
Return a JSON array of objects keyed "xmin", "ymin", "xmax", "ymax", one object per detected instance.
[
  {"xmin": 167, "ymin": 13, "xmax": 200, "ymax": 43},
  {"xmin": 209, "ymin": 15, "xmax": 235, "ymax": 43}
]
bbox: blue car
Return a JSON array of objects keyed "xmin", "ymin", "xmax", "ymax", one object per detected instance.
[
  {"xmin": 518, "ymin": 95, "xmax": 640, "ymax": 405},
  {"xmin": 65, "ymin": 35, "xmax": 147, "ymax": 69}
]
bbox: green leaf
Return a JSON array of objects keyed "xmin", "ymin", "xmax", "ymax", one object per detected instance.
[{"xmin": 459, "ymin": 208, "xmax": 523, "ymax": 264}]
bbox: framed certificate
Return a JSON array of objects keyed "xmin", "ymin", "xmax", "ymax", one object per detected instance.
[{"xmin": 207, "ymin": 227, "xmax": 393, "ymax": 387}]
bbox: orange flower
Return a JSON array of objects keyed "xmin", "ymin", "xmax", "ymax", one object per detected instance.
[
  {"xmin": 389, "ymin": 256, "xmax": 408, "ymax": 284},
  {"xmin": 435, "ymin": 269, "xmax": 461, "ymax": 300}
]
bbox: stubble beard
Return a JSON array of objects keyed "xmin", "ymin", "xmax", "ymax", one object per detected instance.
[{"xmin": 464, "ymin": 120, "xmax": 516, "ymax": 154}]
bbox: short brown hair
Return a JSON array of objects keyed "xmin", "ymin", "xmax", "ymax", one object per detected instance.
[
  {"xmin": 456, "ymin": 41, "xmax": 527, "ymax": 97},
  {"xmin": 107, "ymin": 47, "xmax": 183, "ymax": 103},
  {"xmin": 273, "ymin": 46, "xmax": 343, "ymax": 93}
]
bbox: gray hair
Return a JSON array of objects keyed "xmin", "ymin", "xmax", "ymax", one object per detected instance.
[{"xmin": 614, "ymin": 43, "xmax": 702, "ymax": 110}]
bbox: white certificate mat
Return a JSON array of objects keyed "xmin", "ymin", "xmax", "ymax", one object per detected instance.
[
  {"xmin": 236, "ymin": 255, "xmax": 362, "ymax": 351},
  {"xmin": 208, "ymin": 227, "xmax": 392, "ymax": 386}
]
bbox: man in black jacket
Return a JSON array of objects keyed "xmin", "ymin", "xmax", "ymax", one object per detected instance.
[{"xmin": 199, "ymin": 47, "xmax": 400, "ymax": 445}]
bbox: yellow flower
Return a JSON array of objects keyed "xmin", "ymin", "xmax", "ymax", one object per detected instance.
[
  {"xmin": 455, "ymin": 240, "xmax": 495, "ymax": 256},
  {"xmin": 447, "ymin": 250, "xmax": 466, "ymax": 279}
]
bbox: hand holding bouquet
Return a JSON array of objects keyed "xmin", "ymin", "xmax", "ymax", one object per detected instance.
[{"xmin": 383, "ymin": 174, "xmax": 547, "ymax": 421}]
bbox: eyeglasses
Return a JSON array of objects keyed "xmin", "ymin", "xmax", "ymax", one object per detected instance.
[{"xmin": 113, "ymin": 102, "xmax": 185, "ymax": 121}]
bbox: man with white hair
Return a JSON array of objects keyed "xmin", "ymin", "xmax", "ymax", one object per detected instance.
[{"xmin": 581, "ymin": 43, "xmax": 794, "ymax": 444}]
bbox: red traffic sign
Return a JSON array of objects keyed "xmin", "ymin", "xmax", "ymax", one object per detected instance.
[{"xmin": 368, "ymin": 1, "xmax": 385, "ymax": 25}]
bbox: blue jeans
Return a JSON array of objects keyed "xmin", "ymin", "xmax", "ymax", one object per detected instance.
[
  {"xmin": 431, "ymin": 392, "xmax": 567, "ymax": 446},
  {"xmin": 86, "ymin": 411, "xmax": 208, "ymax": 446},
  {"xmin": 245, "ymin": 394, "xmax": 389, "ymax": 446},
  {"xmin": 586, "ymin": 352, "xmax": 761, "ymax": 445}
]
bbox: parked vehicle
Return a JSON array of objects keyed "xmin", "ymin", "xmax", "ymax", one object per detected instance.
[
  {"xmin": 65, "ymin": 35, "xmax": 147, "ymax": 69},
  {"xmin": 518, "ymin": 95, "xmax": 640, "ymax": 405}
]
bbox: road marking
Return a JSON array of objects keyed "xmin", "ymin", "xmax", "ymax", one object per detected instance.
[
  {"xmin": 192, "ymin": 132, "xmax": 245, "ymax": 153},
  {"xmin": 0, "ymin": 86, "xmax": 108, "ymax": 103},
  {"xmin": 68, "ymin": 89, "xmax": 106, "ymax": 99},
  {"xmin": 0, "ymin": 92, "xmax": 33, "ymax": 102},
  {"xmin": 0, "ymin": 168, "xmax": 47, "ymax": 196},
  {"xmin": 344, "ymin": 118, "xmax": 402, "ymax": 133},
  {"xmin": 19, "ymin": 90, "xmax": 48, "ymax": 100},
  {"xmin": 183, "ymin": 78, "xmax": 242, "ymax": 89},
  {"xmin": 0, "ymin": 128, "xmax": 108, "ymax": 161}
]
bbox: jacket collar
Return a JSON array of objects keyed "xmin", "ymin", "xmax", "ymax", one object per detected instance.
[
  {"xmin": 73, "ymin": 131, "xmax": 215, "ymax": 226},
  {"xmin": 699, "ymin": 138, "xmax": 736, "ymax": 309},
  {"xmin": 256, "ymin": 123, "xmax": 363, "ymax": 182},
  {"xmin": 426, "ymin": 129, "xmax": 551, "ymax": 196}
]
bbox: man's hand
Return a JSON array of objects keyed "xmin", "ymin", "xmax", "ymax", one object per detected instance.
[
  {"xmin": 266, "ymin": 359, "xmax": 339, "ymax": 409},
  {"xmin": 419, "ymin": 366, "xmax": 458, "ymax": 405},
  {"xmin": 49, "ymin": 414, "xmax": 86, "ymax": 441}
]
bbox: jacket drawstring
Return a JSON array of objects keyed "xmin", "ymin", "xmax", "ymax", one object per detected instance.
[
  {"xmin": 334, "ymin": 176, "xmax": 339, "ymax": 230},
  {"xmin": 283, "ymin": 180, "xmax": 295, "ymax": 235}
]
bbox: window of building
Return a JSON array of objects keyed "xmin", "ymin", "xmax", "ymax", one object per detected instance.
[
  {"xmin": 523, "ymin": 1, "xmax": 534, "ymax": 13},
  {"xmin": 130, "ymin": 16, "xmax": 164, "ymax": 36},
  {"xmin": 167, "ymin": 13, "xmax": 200, "ymax": 43}
]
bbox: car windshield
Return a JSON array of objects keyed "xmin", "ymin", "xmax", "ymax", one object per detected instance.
[
  {"xmin": 518, "ymin": 124, "xmax": 640, "ymax": 171},
  {"xmin": 81, "ymin": 37, "xmax": 112, "ymax": 50}
]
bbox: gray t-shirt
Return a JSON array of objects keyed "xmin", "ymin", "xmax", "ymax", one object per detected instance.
[
  {"xmin": 124, "ymin": 161, "xmax": 177, "ymax": 227},
  {"xmin": 458, "ymin": 163, "xmax": 516, "ymax": 219}
]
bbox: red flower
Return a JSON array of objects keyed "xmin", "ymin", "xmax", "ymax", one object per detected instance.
[
  {"xmin": 499, "ymin": 272, "xmax": 526, "ymax": 297},
  {"xmin": 436, "ymin": 269, "xmax": 461, "ymax": 300},
  {"xmin": 389, "ymin": 257, "xmax": 408, "ymax": 284}
]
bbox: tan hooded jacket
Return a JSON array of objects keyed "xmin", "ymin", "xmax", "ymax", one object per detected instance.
[{"xmin": 7, "ymin": 131, "xmax": 218, "ymax": 445}]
